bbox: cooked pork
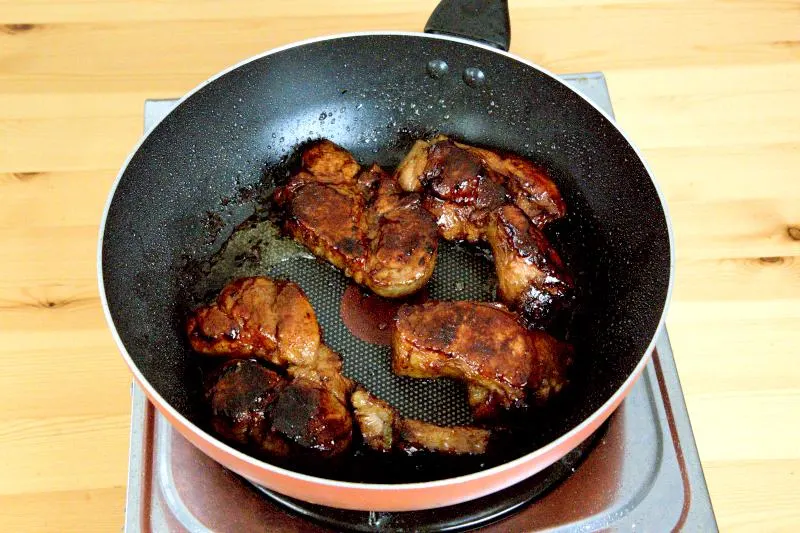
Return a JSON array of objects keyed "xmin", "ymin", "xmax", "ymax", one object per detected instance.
[
  {"xmin": 394, "ymin": 136, "xmax": 565, "ymax": 230},
  {"xmin": 395, "ymin": 137, "xmax": 572, "ymax": 324},
  {"xmin": 393, "ymin": 301, "xmax": 534, "ymax": 411},
  {"xmin": 206, "ymin": 358, "xmax": 353, "ymax": 459},
  {"xmin": 351, "ymin": 388, "xmax": 490, "ymax": 455},
  {"xmin": 186, "ymin": 277, "xmax": 321, "ymax": 368},
  {"xmin": 393, "ymin": 301, "xmax": 571, "ymax": 420},
  {"xmin": 486, "ymin": 205, "xmax": 574, "ymax": 326},
  {"xmin": 274, "ymin": 140, "xmax": 438, "ymax": 298}
]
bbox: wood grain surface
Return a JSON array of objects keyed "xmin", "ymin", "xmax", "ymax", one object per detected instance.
[{"xmin": 1, "ymin": 1, "xmax": 798, "ymax": 531}]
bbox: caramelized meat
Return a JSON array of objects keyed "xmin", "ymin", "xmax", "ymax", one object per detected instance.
[
  {"xmin": 274, "ymin": 140, "xmax": 438, "ymax": 298},
  {"xmin": 282, "ymin": 181, "xmax": 368, "ymax": 276},
  {"xmin": 194, "ymin": 277, "xmax": 355, "ymax": 460},
  {"xmin": 205, "ymin": 359, "xmax": 291, "ymax": 458},
  {"xmin": 270, "ymin": 366, "xmax": 353, "ymax": 458},
  {"xmin": 395, "ymin": 138, "xmax": 572, "ymax": 324},
  {"xmin": 397, "ymin": 138, "xmax": 508, "ymax": 241},
  {"xmin": 206, "ymin": 358, "xmax": 353, "ymax": 459},
  {"xmin": 186, "ymin": 277, "xmax": 320, "ymax": 368},
  {"xmin": 458, "ymin": 141, "xmax": 566, "ymax": 227},
  {"xmin": 394, "ymin": 136, "xmax": 565, "ymax": 234},
  {"xmin": 486, "ymin": 205, "xmax": 574, "ymax": 326},
  {"xmin": 393, "ymin": 301, "xmax": 572, "ymax": 420},
  {"xmin": 351, "ymin": 388, "xmax": 490, "ymax": 455},
  {"xmin": 361, "ymin": 165, "xmax": 439, "ymax": 297},
  {"xmin": 393, "ymin": 301, "xmax": 534, "ymax": 410},
  {"xmin": 466, "ymin": 331, "xmax": 572, "ymax": 420},
  {"xmin": 528, "ymin": 330, "xmax": 573, "ymax": 404}
]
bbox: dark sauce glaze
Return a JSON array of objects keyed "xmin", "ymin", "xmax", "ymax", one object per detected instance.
[{"xmin": 339, "ymin": 284, "xmax": 429, "ymax": 345}]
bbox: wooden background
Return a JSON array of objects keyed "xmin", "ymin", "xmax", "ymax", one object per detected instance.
[{"xmin": 1, "ymin": 0, "xmax": 798, "ymax": 530}]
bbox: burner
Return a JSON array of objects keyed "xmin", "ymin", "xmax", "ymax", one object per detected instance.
[
  {"xmin": 250, "ymin": 426, "xmax": 603, "ymax": 532},
  {"xmin": 124, "ymin": 74, "xmax": 718, "ymax": 532}
]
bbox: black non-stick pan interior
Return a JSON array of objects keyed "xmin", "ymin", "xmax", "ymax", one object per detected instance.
[{"xmin": 102, "ymin": 34, "xmax": 670, "ymax": 483}]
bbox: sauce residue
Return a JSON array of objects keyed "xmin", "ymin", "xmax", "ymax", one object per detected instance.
[{"xmin": 339, "ymin": 284, "xmax": 428, "ymax": 345}]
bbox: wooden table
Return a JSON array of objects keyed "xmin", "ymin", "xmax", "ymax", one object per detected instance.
[{"xmin": 1, "ymin": 1, "xmax": 797, "ymax": 530}]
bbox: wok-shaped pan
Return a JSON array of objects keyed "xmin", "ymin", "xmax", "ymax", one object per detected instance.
[{"xmin": 99, "ymin": 0, "xmax": 673, "ymax": 512}]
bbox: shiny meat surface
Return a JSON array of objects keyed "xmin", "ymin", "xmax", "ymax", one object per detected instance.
[
  {"xmin": 456, "ymin": 141, "xmax": 566, "ymax": 227},
  {"xmin": 186, "ymin": 277, "xmax": 320, "ymax": 368},
  {"xmin": 191, "ymin": 277, "xmax": 356, "ymax": 460},
  {"xmin": 397, "ymin": 138, "xmax": 508, "ymax": 242},
  {"xmin": 393, "ymin": 301, "xmax": 572, "ymax": 420},
  {"xmin": 269, "ymin": 370, "xmax": 353, "ymax": 457},
  {"xmin": 206, "ymin": 359, "xmax": 287, "ymax": 453},
  {"xmin": 360, "ymin": 164, "xmax": 439, "ymax": 297},
  {"xmin": 486, "ymin": 205, "xmax": 574, "ymax": 326},
  {"xmin": 466, "ymin": 330, "xmax": 572, "ymax": 419},
  {"xmin": 394, "ymin": 138, "xmax": 572, "ymax": 324},
  {"xmin": 392, "ymin": 301, "xmax": 534, "ymax": 410},
  {"xmin": 394, "ymin": 136, "xmax": 565, "ymax": 235},
  {"xmin": 206, "ymin": 358, "xmax": 353, "ymax": 459},
  {"xmin": 528, "ymin": 330, "xmax": 574, "ymax": 404},
  {"xmin": 351, "ymin": 388, "xmax": 490, "ymax": 455},
  {"xmin": 282, "ymin": 181, "xmax": 368, "ymax": 275},
  {"xmin": 274, "ymin": 140, "xmax": 438, "ymax": 298}
]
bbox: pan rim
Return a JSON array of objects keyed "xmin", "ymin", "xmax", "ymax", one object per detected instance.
[{"xmin": 97, "ymin": 30, "xmax": 675, "ymax": 491}]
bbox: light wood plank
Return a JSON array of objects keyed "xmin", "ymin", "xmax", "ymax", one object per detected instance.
[
  {"xmin": 0, "ymin": 487, "xmax": 127, "ymax": 533},
  {"xmin": 686, "ymin": 390, "xmax": 800, "ymax": 462},
  {"xmin": 704, "ymin": 460, "xmax": 800, "ymax": 533},
  {"xmin": 0, "ymin": 414, "xmax": 130, "ymax": 495}
]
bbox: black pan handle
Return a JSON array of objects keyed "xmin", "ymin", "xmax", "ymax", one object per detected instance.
[{"xmin": 424, "ymin": 0, "xmax": 511, "ymax": 51}]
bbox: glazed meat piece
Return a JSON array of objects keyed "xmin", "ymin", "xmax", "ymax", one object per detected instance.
[
  {"xmin": 486, "ymin": 205, "xmax": 574, "ymax": 326},
  {"xmin": 393, "ymin": 301, "xmax": 534, "ymax": 411},
  {"xmin": 527, "ymin": 330, "xmax": 573, "ymax": 404},
  {"xmin": 459, "ymin": 142, "xmax": 566, "ymax": 227},
  {"xmin": 274, "ymin": 140, "xmax": 438, "ymax": 298},
  {"xmin": 287, "ymin": 345, "xmax": 353, "ymax": 407},
  {"xmin": 466, "ymin": 330, "xmax": 573, "ymax": 420},
  {"xmin": 395, "ymin": 138, "xmax": 572, "ymax": 323},
  {"xmin": 360, "ymin": 164, "xmax": 439, "ymax": 297},
  {"xmin": 393, "ymin": 301, "xmax": 572, "ymax": 420},
  {"xmin": 186, "ymin": 277, "xmax": 320, "ymax": 368},
  {"xmin": 397, "ymin": 138, "xmax": 508, "ymax": 241},
  {"xmin": 351, "ymin": 388, "xmax": 490, "ymax": 455},
  {"xmin": 206, "ymin": 356, "xmax": 354, "ymax": 460},
  {"xmin": 206, "ymin": 359, "xmax": 288, "ymax": 455},
  {"xmin": 192, "ymin": 277, "xmax": 355, "ymax": 459},
  {"xmin": 395, "ymin": 136, "xmax": 565, "ymax": 232},
  {"xmin": 271, "ymin": 350, "xmax": 354, "ymax": 458}
]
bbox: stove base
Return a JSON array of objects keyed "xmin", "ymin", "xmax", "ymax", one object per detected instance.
[{"xmin": 251, "ymin": 426, "xmax": 602, "ymax": 532}]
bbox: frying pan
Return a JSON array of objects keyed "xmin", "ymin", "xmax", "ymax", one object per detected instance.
[{"xmin": 99, "ymin": 0, "xmax": 673, "ymax": 512}]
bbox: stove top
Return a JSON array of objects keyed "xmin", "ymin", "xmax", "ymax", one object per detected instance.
[{"xmin": 125, "ymin": 72, "xmax": 717, "ymax": 532}]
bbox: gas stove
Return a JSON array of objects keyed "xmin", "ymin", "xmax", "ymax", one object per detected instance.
[{"xmin": 124, "ymin": 72, "xmax": 717, "ymax": 532}]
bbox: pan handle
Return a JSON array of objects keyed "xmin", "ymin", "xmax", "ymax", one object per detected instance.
[{"xmin": 424, "ymin": 0, "xmax": 511, "ymax": 51}]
